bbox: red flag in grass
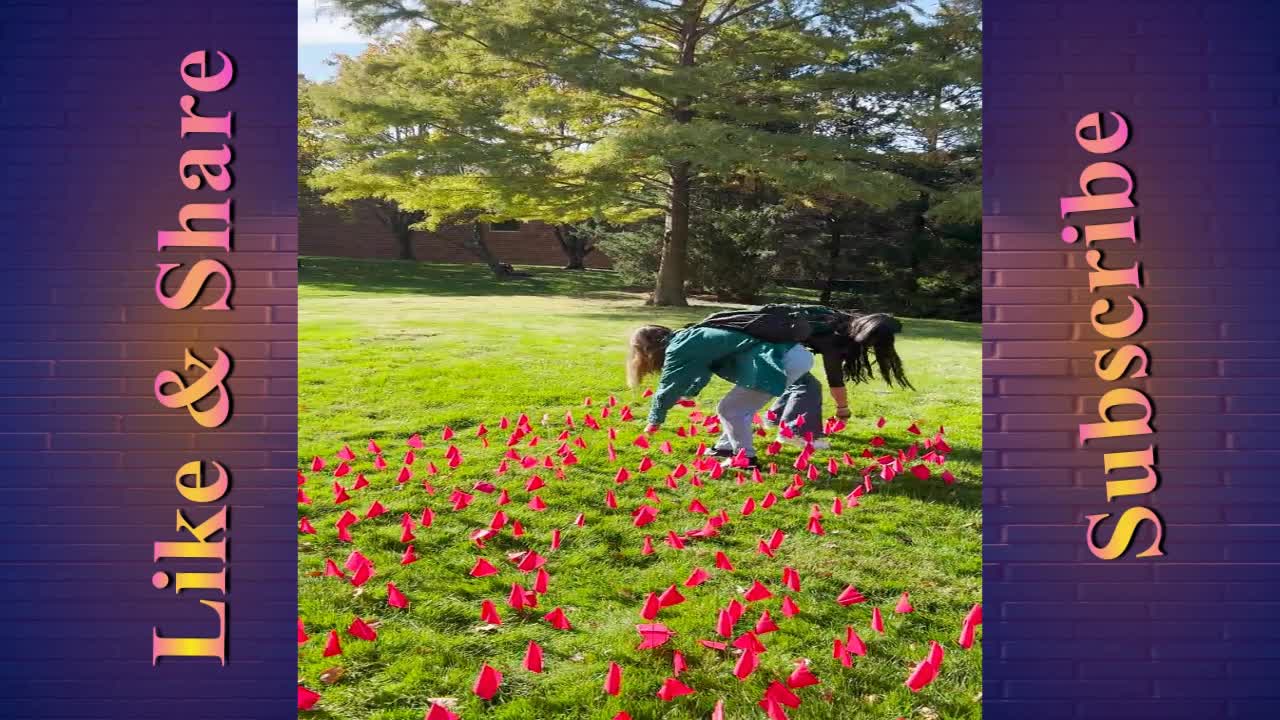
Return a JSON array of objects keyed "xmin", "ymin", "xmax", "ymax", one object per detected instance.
[
  {"xmin": 298, "ymin": 685, "xmax": 321, "ymax": 711},
  {"xmin": 871, "ymin": 607, "xmax": 885, "ymax": 633},
  {"xmin": 904, "ymin": 658, "xmax": 937, "ymax": 692},
  {"xmin": 523, "ymin": 641, "xmax": 544, "ymax": 673},
  {"xmin": 425, "ymin": 703, "xmax": 458, "ymax": 720},
  {"xmin": 544, "ymin": 607, "xmax": 571, "ymax": 630},
  {"xmin": 764, "ymin": 681, "xmax": 802, "ymax": 709},
  {"xmin": 470, "ymin": 558, "xmax": 498, "ymax": 577},
  {"xmin": 744, "ymin": 580, "xmax": 772, "ymax": 602},
  {"xmin": 348, "ymin": 616, "xmax": 376, "ymax": 641},
  {"xmin": 781, "ymin": 595, "xmax": 800, "ymax": 617},
  {"xmin": 480, "ymin": 599, "xmax": 502, "ymax": 625},
  {"xmin": 837, "ymin": 585, "xmax": 866, "ymax": 605},
  {"xmin": 636, "ymin": 623, "xmax": 672, "ymax": 650},
  {"xmin": 755, "ymin": 610, "xmax": 780, "ymax": 634},
  {"xmin": 733, "ymin": 650, "xmax": 759, "ymax": 680},
  {"xmin": 386, "ymin": 582, "xmax": 408, "ymax": 609},
  {"xmin": 787, "ymin": 659, "xmax": 820, "ymax": 689},
  {"xmin": 641, "ymin": 593, "xmax": 660, "ymax": 620},
  {"xmin": 473, "ymin": 663, "xmax": 503, "ymax": 700},
  {"xmin": 895, "ymin": 592, "xmax": 915, "ymax": 614},
  {"xmin": 657, "ymin": 677, "xmax": 695, "ymax": 701},
  {"xmin": 604, "ymin": 662, "xmax": 623, "ymax": 695},
  {"xmin": 845, "ymin": 627, "xmax": 867, "ymax": 656}
]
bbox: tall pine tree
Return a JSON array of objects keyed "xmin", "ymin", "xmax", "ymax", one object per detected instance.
[{"xmin": 328, "ymin": 0, "xmax": 912, "ymax": 304}]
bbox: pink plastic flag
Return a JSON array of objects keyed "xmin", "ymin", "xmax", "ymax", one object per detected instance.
[
  {"xmin": 350, "ymin": 563, "xmax": 373, "ymax": 588},
  {"xmin": 927, "ymin": 639, "xmax": 945, "ymax": 670},
  {"xmin": 716, "ymin": 609, "xmax": 735, "ymax": 638},
  {"xmin": 837, "ymin": 586, "xmax": 866, "ymax": 606},
  {"xmin": 787, "ymin": 659, "xmax": 820, "ymax": 689},
  {"xmin": 348, "ymin": 616, "xmax": 377, "ymax": 641},
  {"xmin": 755, "ymin": 610, "xmax": 780, "ymax": 634},
  {"xmin": 298, "ymin": 685, "xmax": 321, "ymax": 711},
  {"xmin": 641, "ymin": 592, "xmax": 661, "ymax": 620},
  {"xmin": 544, "ymin": 607, "xmax": 572, "ymax": 630},
  {"xmin": 782, "ymin": 567, "xmax": 801, "ymax": 592},
  {"xmin": 657, "ymin": 676, "xmax": 695, "ymax": 701},
  {"xmin": 523, "ymin": 640, "xmax": 544, "ymax": 673},
  {"xmin": 845, "ymin": 626, "xmax": 867, "ymax": 656},
  {"xmin": 733, "ymin": 650, "xmax": 759, "ymax": 680},
  {"xmin": 604, "ymin": 661, "xmax": 623, "ymax": 695},
  {"xmin": 685, "ymin": 567, "xmax": 710, "ymax": 587},
  {"xmin": 744, "ymin": 580, "xmax": 773, "ymax": 602},
  {"xmin": 424, "ymin": 703, "xmax": 458, "ymax": 720},
  {"xmin": 904, "ymin": 658, "xmax": 936, "ymax": 692},
  {"xmin": 386, "ymin": 582, "xmax": 409, "ymax": 609},
  {"xmin": 473, "ymin": 663, "xmax": 503, "ymax": 700},
  {"xmin": 658, "ymin": 584, "xmax": 686, "ymax": 607},
  {"xmin": 636, "ymin": 623, "xmax": 673, "ymax": 649},
  {"xmin": 672, "ymin": 649, "xmax": 687, "ymax": 675},
  {"xmin": 781, "ymin": 595, "xmax": 800, "ymax": 617}
]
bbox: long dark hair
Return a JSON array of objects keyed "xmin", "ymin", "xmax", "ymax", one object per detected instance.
[{"xmin": 841, "ymin": 312, "xmax": 912, "ymax": 389}]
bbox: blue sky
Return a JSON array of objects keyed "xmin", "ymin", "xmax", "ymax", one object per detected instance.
[{"xmin": 298, "ymin": 0, "xmax": 369, "ymax": 80}]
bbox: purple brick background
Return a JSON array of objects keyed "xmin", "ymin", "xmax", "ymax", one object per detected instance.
[
  {"xmin": 985, "ymin": 1, "xmax": 1280, "ymax": 717},
  {"xmin": 0, "ymin": 2, "xmax": 297, "ymax": 718}
]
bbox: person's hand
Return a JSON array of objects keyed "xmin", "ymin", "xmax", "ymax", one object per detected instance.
[
  {"xmin": 644, "ymin": 423, "xmax": 661, "ymax": 434},
  {"xmin": 836, "ymin": 406, "xmax": 852, "ymax": 420}
]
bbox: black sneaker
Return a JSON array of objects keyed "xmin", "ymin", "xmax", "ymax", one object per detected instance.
[{"xmin": 706, "ymin": 446, "xmax": 735, "ymax": 458}]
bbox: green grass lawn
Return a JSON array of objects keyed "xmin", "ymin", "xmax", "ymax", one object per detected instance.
[{"xmin": 298, "ymin": 257, "xmax": 983, "ymax": 720}]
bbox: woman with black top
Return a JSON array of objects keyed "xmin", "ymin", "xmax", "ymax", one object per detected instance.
[{"xmin": 760, "ymin": 305, "xmax": 913, "ymax": 449}]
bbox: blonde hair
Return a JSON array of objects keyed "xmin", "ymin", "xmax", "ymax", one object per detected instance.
[{"xmin": 626, "ymin": 325, "xmax": 672, "ymax": 388}]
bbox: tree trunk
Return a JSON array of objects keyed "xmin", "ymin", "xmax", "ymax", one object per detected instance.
[
  {"xmin": 903, "ymin": 193, "xmax": 930, "ymax": 297},
  {"xmin": 465, "ymin": 222, "xmax": 510, "ymax": 278},
  {"xmin": 394, "ymin": 227, "xmax": 415, "ymax": 261},
  {"xmin": 554, "ymin": 224, "xmax": 591, "ymax": 270},
  {"xmin": 653, "ymin": 20, "xmax": 698, "ymax": 307},
  {"xmin": 820, "ymin": 218, "xmax": 843, "ymax": 306},
  {"xmin": 653, "ymin": 161, "xmax": 692, "ymax": 306},
  {"xmin": 372, "ymin": 201, "xmax": 418, "ymax": 261}
]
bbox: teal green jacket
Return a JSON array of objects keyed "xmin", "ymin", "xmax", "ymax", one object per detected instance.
[{"xmin": 647, "ymin": 326, "xmax": 795, "ymax": 425}]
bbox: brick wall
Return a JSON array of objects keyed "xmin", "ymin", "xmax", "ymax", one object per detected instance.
[{"xmin": 299, "ymin": 201, "xmax": 613, "ymax": 268}]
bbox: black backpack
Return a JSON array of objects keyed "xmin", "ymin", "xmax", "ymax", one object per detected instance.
[{"xmin": 692, "ymin": 308, "xmax": 813, "ymax": 344}]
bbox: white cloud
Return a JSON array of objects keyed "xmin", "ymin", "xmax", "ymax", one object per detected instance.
[{"xmin": 298, "ymin": 0, "xmax": 369, "ymax": 45}]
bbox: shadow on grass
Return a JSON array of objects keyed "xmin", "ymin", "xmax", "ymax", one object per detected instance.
[
  {"xmin": 815, "ymin": 446, "xmax": 983, "ymax": 511},
  {"xmin": 301, "ymin": 257, "xmax": 980, "ymax": 345},
  {"xmin": 301, "ymin": 256, "xmax": 631, "ymax": 299}
]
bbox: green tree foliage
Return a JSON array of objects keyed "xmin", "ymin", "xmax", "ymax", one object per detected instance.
[{"xmin": 323, "ymin": 0, "xmax": 916, "ymax": 304}]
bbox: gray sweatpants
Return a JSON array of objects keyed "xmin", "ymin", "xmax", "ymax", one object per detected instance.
[
  {"xmin": 768, "ymin": 372, "xmax": 826, "ymax": 439},
  {"xmin": 714, "ymin": 344, "xmax": 814, "ymax": 457}
]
